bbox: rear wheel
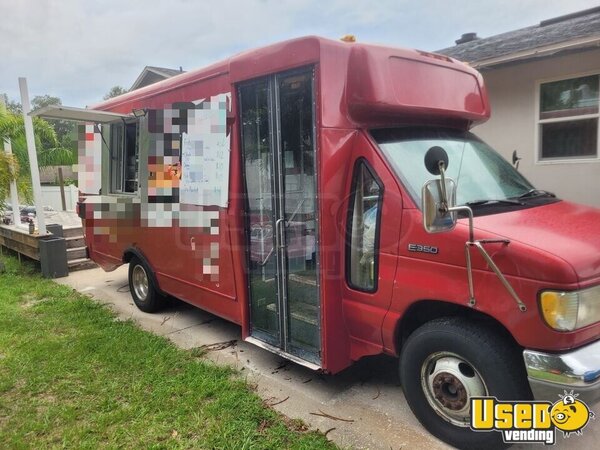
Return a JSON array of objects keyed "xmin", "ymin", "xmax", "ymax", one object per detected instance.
[
  {"xmin": 400, "ymin": 317, "xmax": 531, "ymax": 450},
  {"xmin": 128, "ymin": 256, "xmax": 166, "ymax": 313}
]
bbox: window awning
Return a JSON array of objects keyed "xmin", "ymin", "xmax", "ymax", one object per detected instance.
[{"xmin": 30, "ymin": 105, "xmax": 132, "ymax": 123}]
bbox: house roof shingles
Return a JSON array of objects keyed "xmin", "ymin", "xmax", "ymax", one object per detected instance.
[{"xmin": 437, "ymin": 7, "xmax": 600, "ymax": 65}]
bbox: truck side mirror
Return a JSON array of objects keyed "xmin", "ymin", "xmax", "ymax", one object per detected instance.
[
  {"xmin": 422, "ymin": 179, "xmax": 457, "ymax": 233},
  {"xmin": 424, "ymin": 146, "xmax": 448, "ymax": 176},
  {"xmin": 422, "ymin": 146, "xmax": 457, "ymax": 233}
]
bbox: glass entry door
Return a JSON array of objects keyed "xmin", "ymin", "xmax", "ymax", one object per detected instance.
[{"xmin": 240, "ymin": 68, "xmax": 320, "ymax": 365}]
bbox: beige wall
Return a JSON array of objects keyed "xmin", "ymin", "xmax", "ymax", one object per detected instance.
[{"xmin": 472, "ymin": 48, "xmax": 600, "ymax": 207}]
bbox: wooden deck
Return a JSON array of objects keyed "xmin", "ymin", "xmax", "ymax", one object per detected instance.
[{"xmin": 0, "ymin": 224, "xmax": 44, "ymax": 261}]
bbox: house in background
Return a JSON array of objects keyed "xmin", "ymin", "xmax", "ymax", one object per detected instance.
[
  {"xmin": 130, "ymin": 66, "xmax": 185, "ymax": 91},
  {"xmin": 437, "ymin": 7, "xmax": 600, "ymax": 207}
]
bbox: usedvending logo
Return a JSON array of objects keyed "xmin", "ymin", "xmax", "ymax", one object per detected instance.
[{"xmin": 470, "ymin": 391, "xmax": 595, "ymax": 445}]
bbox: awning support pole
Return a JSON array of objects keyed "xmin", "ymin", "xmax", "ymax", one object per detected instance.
[{"xmin": 18, "ymin": 77, "xmax": 47, "ymax": 235}]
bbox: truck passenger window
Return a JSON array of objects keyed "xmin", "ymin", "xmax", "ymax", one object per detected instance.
[
  {"xmin": 346, "ymin": 160, "xmax": 382, "ymax": 292},
  {"xmin": 110, "ymin": 122, "xmax": 139, "ymax": 193}
]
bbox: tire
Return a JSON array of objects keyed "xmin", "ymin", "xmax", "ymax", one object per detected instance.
[
  {"xmin": 128, "ymin": 256, "xmax": 166, "ymax": 313},
  {"xmin": 399, "ymin": 317, "xmax": 531, "ymax": 450}
]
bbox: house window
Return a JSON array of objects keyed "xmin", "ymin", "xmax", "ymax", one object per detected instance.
[
  {"xmin": 346, "ymin": 160, "xmax": 383, "ymax": 292},
  {"xmin": 110, "ymin": 121, "xmax": 139, "ymax": 193},
  {"xmin": 538, "ymin": 74, "xmax": 599, "ymax": 160}
]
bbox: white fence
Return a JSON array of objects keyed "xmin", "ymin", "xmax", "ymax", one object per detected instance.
[{"xmin": 40, "ymin": 185, "xmax": 78, "ymax": 211}]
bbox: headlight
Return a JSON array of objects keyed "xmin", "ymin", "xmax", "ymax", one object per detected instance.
[{"xmin": 540, "ymin": 286, "xmax": 600, "ymax": 331}]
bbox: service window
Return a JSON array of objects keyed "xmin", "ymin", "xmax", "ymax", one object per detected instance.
[
  {"xmin": 346, "ymin": 160, "xmax": 383, "ymax": 292},
  {"xmin": 110, "ymin": 121, "xmax": 139, "ymax": 193},
  {"xmin": 538, "ymin": 74, "xmax": 599, "ymax": 161}
]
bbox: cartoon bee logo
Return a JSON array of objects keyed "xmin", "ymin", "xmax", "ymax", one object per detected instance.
[{"xmin": 550, "ymin": 391, "xmax": 595, "ymax": 437}]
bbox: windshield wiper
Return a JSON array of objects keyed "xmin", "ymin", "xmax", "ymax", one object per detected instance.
[
  {"xmin": 465, "ymin": 199, "xmax": 523, "ymax": 207},
  {"xmin": 515, "ymin": 189, "xmax": 556, "ymax": 199}
]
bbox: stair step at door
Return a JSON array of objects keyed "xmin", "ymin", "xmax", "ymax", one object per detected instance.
[
  {"xmin": 65, "ymin": 236, "xmax": 85, "ymax": 249},
  {"xmin": 67, "ymin": 246, "xmax": 88, "ymax": 261},
  {"xmin": 62, "ymin": 226, "xmax": 84, "ymax": 239},
  {"xmin": 67, "ymin": 258, "xmax": 97, "ymax": 271}
]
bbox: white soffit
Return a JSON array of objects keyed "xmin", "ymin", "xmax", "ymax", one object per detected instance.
[{"xmin": 30, "ymin": 105, "xmax": 132, "ymax": 123}]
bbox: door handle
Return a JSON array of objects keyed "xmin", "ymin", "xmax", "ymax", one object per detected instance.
[{"xmin": 275, "ymin": 218, "xmax": 286, "ymax": 249}]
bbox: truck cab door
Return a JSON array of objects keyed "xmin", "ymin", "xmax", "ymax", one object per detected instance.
[{"xmin": 342, "ymin": 132, "xmax": 403, "ymax": 358}]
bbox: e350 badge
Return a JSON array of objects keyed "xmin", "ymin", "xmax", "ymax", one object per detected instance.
[
  {"xmin": 407, "ymin": 243, "xmax": 439, "ymax": 254},
  {"xmin": 470, "ymin": 391, "xmax": 595, "ymax": 445}
]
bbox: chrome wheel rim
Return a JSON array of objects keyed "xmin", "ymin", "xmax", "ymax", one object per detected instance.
[
  {"xmin": 421, "ymin": 352, "xmax": 488, "ymax": 427},
  {"xmin": 132, "ymin": 265, "xmax": 149, "ymax": 301}
]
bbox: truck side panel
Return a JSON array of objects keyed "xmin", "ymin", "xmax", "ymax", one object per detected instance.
[{"xmin": 83, "ymin": 72, "xmax": 244, "ymax": 324}]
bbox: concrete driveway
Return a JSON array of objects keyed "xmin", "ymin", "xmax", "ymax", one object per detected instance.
[{"xmin": 57, "ymin": 266, "xmax": 598, "ymax": 450}]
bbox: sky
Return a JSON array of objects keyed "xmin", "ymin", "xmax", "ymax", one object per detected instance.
[{"xmin": 1, "ymin": 0, "xmax": 598, "ymax": 107}]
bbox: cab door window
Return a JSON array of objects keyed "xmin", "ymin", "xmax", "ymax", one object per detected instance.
[{"xmin": 346, "ymin": 160, "xmax": 383, "ymax": 292}]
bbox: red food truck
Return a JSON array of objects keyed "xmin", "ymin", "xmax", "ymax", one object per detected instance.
[{"xmin": 34, "ymin": 36, "xmax": 600, "ymax": 448}]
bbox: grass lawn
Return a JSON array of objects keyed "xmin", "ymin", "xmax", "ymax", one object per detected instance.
[{"xmin": 0, "ymin": 255, "xmax": 336, "ymax": 449}]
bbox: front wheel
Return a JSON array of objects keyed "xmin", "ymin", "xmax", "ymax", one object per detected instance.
[
  {"xmin": 400, "ymin": 317, "xmax": 531, "ymax": 450},
  {"xmin": 128, "ymin": 256, "xmax": 166, "ymax": 313}
]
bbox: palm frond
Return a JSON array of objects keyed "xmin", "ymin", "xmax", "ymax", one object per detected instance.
[
  {"xmin": 0, "ymin": 110, "xmax": 22, "ymax": 142},
  {"xmin": 6, "ymin": 134, "xmax": 30, "ymax": 175},
  {"xmin": 17, "ymin": 175, "xmax": 33, "ymax": 204},
  {"xmin": 37, "ymin": 146, "xmax": 77, "ymax": 167},
  {"xmin": 2, "ymin": 108, "xmax": 76, "ymax": 204},
  {"xmin": 0, "ymin": 152, "xmax": 21, "ymax": 210}
]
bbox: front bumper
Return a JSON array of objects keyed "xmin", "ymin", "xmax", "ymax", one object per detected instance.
[{"xmin": 523, "ymin": 339, "xmax": 600, "ymax": 405}]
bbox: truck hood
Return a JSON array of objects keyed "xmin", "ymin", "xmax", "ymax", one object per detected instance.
[{"xmin": 472, "ymin": 201, "xmax": 600, "ymax": 283}]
